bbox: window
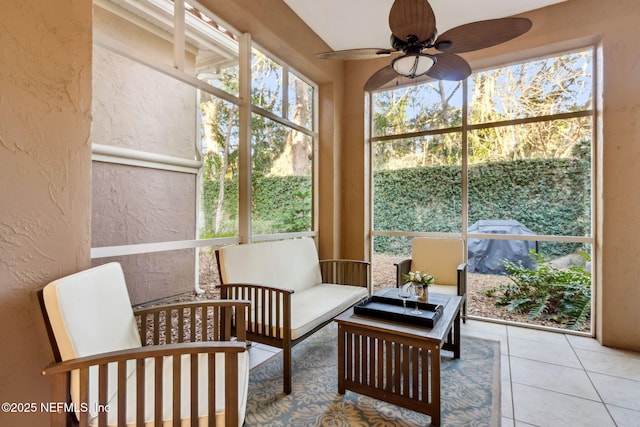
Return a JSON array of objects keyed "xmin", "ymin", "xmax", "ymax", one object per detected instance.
[
  {"xmin": 371, "ymin": 48, "xmax": 594, "ymax": 332},
  {"xmin": 372, "ymin": 80, "xmax": 464, "ymax": 244},
  {"xmin": 91, "ymin": 0, "xmax": 317, "ymax": 300},
  {"xmin": 250, "ymin": 48, "xmax": 315, "ymax": 236}
]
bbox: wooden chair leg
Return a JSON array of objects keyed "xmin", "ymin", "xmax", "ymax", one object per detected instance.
[
  {"xmin": 462, "ymin": 300, "xmax": 467, "ymax": 323},
  {"xmin": 283, "ymin": 342, "xmax": 292, "ymax": 394}
]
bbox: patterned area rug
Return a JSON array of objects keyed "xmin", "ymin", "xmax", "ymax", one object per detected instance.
[{"xmin": 244, "ymin": 323, "xmax": 501, "ymax": 426}]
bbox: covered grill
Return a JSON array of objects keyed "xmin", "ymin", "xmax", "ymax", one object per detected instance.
[{"xmin": 467, "ymin": 220, "xmax": 538, "ymax": 275}]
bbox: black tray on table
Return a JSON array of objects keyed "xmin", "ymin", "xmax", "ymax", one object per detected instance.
[{"xmin": 353, "ymin": 290, "xmax": 444, "ymax": 328}]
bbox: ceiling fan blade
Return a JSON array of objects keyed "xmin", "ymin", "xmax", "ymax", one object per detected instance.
[
  {"xmin": 434, "ymin": 18, "xmax": 532, "ymax": 54},
  {"xmin": 316, "ymin": 48, "xmax": 394, "ymax": 60},
  {"xmin": 427, "ymin": 53, "xmax": 472, "ymax": 81},
  {"xmin": 389, "ymin": 0, "xmax": 436, "ymax": 44},
  {"xmin": 364, "ymin": 65, "xmax": 399, "ymax": 91}
]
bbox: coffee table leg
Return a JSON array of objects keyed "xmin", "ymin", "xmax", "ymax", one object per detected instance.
[
  {"xmin": 432, "ymin": 346, "xmax": 441, "ymax": 426},
  {"xmin": 453, "ymin": 309, "xmax": 461, "ymax": 359}
]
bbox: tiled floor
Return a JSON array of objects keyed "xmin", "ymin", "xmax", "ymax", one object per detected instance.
[
  {"xmin": 461, "ymin": 320, "xmax": 640, "ymax": 427},
  {"xmin": 246, "ymin": 319, "xmax": 640, "ymax": 426}
]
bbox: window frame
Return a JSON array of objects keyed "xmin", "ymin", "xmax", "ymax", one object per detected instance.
[
  {"xmin": 90, "ymin": 0, "xmax": 319, "ymax": 287},
  {"xmin": 369, "ymin": 46, "xmax": 597, "ymax": 333}
]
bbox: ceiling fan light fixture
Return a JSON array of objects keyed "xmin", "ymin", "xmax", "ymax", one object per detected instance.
[{"xmin": 391, "ymin": 52, "xmax": 435, "ymax": 78}]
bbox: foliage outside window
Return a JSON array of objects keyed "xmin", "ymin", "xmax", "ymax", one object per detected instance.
[
  {"xmin": 199, "ymin": 95, "xmax": 239, "ymax": 238},
  {"xmin": 484, "ymin": 250, "xmax": 592, "ymax": 330},
  {"xmin": 249, "ymin": 48, "xmax": 314, "ymax": 235},
  {"xmin": 467, "ymin": 51, "xmax": 593, "ymax": 252},
  {"xmin": 371, "ymin": 48, "xmax": 594, "ymax": 330},
  {"xmin": 198, "ymin": 42, "xmax": 315, "ymax": 239},
  {"xmin": 373, "ymin": 49, "xmax": 592, "ymax": 244},
  {"xmin": 373, "ymin": 80, "xmax": 464, "ymax": 248},
  {"xmin": 374, "ymin": 80, "xmax": 462, "ymax": 137}
]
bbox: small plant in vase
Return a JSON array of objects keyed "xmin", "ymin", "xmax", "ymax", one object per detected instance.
[{"xmin": 403, "ymin": 271, "xmax": 435, "ymax": 304}]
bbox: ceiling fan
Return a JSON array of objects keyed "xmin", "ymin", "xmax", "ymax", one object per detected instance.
[{"xmin": 316, "ymin": 0, "xmax": 532, "ymax": 91}]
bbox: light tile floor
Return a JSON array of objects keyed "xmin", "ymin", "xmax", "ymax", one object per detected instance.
[
  {"xmin": 246, "ymin": 319, "xmax": 640, "ymax": 426},
  {"xmin": 461, "ymin": 319, "xmax": 640, "ymax": 427}
]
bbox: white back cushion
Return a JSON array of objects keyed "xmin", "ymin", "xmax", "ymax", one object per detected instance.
[
  {"xmin": 411, "ymin": 238, "xmax": 464, "ymax": 286},
  {"xmin": 218, "ymin": 238, "xmax": 322, "ymax": 293},
  {"xmin": 43, "ymin": 262, "xmax": 142, "ymax": 421},
  {"xmin": 43, "ymin": 262, "xmax": 141, "ymax": 361}
]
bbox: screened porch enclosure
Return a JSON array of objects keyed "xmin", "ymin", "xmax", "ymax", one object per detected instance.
[
  {"xmin": 91, "ymin": 0, "xmax": 317, "ymax": 304},
  {"xmin": 371, "ymin": 48, "xmax": 594, "ymax": 333}
]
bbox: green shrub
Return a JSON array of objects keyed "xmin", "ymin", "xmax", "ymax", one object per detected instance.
[
  {"xmin": 202, "ymin": 158, "xmax": 590, "ymax": 254},
  {"xmin": 373, "ymin": 158, "xmax": 590, "ymax": 256},
  {"xmin": 484, "ymin": 251, "xmax": 591, "ymax": 329},
  {"xmin": 200, "ymin": 175, "xmax": 312, "ymax": 236}
]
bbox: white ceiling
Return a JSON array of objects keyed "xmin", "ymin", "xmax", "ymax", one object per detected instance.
[{"xmin": 283, "ymin": 0, "xmax": 566, "ymax": 52}]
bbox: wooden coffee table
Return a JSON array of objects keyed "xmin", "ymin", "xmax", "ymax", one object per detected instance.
[{"xmin": 335, "ymin": 289, "xmax": 463, "ymax": 426}]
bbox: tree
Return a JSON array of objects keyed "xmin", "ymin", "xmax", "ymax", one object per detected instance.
[
  {"xmin": 200, "ymin": 86, "xmax": 238, "ymax": 235},
  {"xmin": 373, "ymin": 80, "xmax": 462, "ymax": 169},
  {"xmin": 467, "ymin": 51, "xmax": 592, "ymax": 163},
  {"xmin": 199, "ymin": 50, "xmax": 314, "ymax": 236},
  {"xmin": 270, "ymin": 76, "xmax": 312, "ymax": 176},
  {"xmin": 373, "ymin": 51, "xmax": 592, "ymax": 168}
]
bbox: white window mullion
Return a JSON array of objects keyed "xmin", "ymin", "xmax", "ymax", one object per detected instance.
[
  {"xmin": 461, "ymin": 79, "xmax": 469, "ymax": 253},
  {"xmin": 173, "ymin": 0, "xmax": 185, "ymax": 71},
  {"xmin": 282, "ymin": 64, "xmax": 289, "ymax": 122},
  {"xmin": 238, "ymin": 33, "xmax": 252, "ymax": 244}
]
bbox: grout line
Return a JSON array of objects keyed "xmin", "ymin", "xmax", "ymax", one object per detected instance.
[
  {"xmin": 505, "ymin": 325, "xmax": 517, "ymax": 423},
  {"xmin": 567, "ymin": 333, "xmax": 619, "ymax": 425}
]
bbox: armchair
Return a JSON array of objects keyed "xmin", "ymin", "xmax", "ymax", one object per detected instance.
[
  {"xmin": 395, "ymin": 237, "xmax": 467, "ymax": 321},
  {"xmin": 40, "ymin": 262, "xmax": 250, "ymax": 427}
]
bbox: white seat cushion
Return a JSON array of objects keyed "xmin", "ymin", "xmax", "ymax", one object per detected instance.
[
  {"xmin": 244, "ymin": 283, "xmax": 367, "ymax": 340},
  {"xmin": 290, "ymin": 284, "xmax": 368, "ymax": 339},
  {"xmin": 429, "ymin": 284, "xmax": 458, "ymax": 296},
  {"xmin": 43, "ymin": 262, "xmax": 142, "ymax": 360},
  {"xmin": 43, "ymin": 262, "xmax": 142, "ymax": 420}
]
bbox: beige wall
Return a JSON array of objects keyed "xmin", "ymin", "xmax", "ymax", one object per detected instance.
[
  {"xmin": 0, "ymin": 0, "xmax": 92, "ymax": 425},
  {"xmin": 341, "ymin": 0, "xmax": 640, "ymax": 351}
]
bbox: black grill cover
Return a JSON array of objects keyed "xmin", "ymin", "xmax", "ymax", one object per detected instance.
[{"xmin": 467, "ymin": 220, "xmax": 537, "ymax": 275}]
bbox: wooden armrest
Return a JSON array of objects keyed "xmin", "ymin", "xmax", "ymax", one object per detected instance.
[
  {"xmin": 319, "ymin": 259, "xmax": 370, "ymax": 289},
  {"xmin": 42, "ymin": 341, "xmax": 246, "ymax": 427},
  {"xmin": 42, "ymin": 341, "xmax": 246, "ymax": 376},
  {"xmin": 135, "ymin": 300, "xmax": 251, "ymax": 344},
  {"xmin": 457, "ymin": 263, "xmax": 468, "ymax": 297},
  {"xmin": 395, "ymin": 258, "xmax": 412, "ymax": 287},
  {"xmin": 218, "ymin": 283, "xmax": 293, "ymax": 342}
]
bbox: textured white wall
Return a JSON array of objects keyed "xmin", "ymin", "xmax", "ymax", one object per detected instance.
[
  {"xmin": 92, "ymin": 45, "xmax": 198, "ymax": 158},
  {"xmin": 91, "ymin": 8, "xmax": 199, "ymax": 303}
]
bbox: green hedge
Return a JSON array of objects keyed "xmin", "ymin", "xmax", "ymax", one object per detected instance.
[
  {"xmin": 203, "ymin": 158, "xmax": 590, "ymax": 256},
  {"xmin": 374, "ymin": 158, "xmax": 590, "ymax": 255},
  {"xmin": 201, "ymin": 175, "xmax": 311, "ymax": 236}
]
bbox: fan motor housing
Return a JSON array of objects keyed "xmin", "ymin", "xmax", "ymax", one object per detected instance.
[{"xmin": 390, "ymin": 32, "xmax": 437, "ymax": 51}]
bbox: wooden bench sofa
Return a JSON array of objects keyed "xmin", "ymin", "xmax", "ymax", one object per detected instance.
[{"xmin": 216, "ymin": 237, "xmax": 370, "ymax": 394}]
